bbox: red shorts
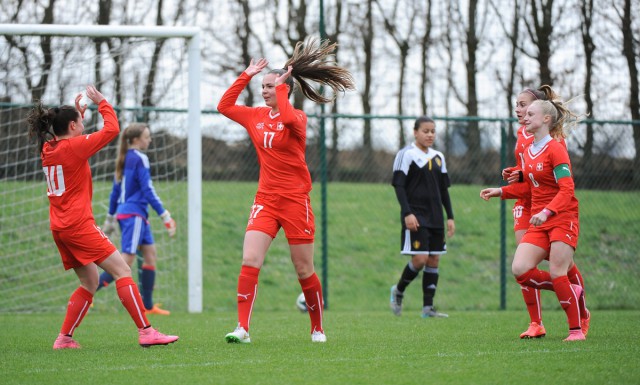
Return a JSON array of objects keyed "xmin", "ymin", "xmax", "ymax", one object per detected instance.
[
  {"xmin": 521, "ymin": 212, "xmax": 580, "ymax": 252},
  {"xmin": 52, "ymin": 222, "xmax": 117, "ymax": 270},
  {"xmin": 246, "ymin": 192, "xmax": 315, "ymax": 245},
  {"xmin": 513, "ymin": 200, "xmax": 531, "ymax": 232}
]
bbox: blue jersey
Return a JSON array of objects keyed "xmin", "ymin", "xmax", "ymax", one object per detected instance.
[{"xmin": 108, "ymin": 149, "xmax": 166, "ymax": 219}]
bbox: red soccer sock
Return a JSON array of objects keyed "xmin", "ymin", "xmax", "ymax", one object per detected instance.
[
  {"xmin": 568, "ymin": 264, "xmax": 589, "ymax": 318},
  {"xmin": 516, "ymin": 268, "xmax": 554, "ymax": 291},
  {"xmin": 552, "ymin": 275, "xmax": 581, "ymax": 330},
  {"xmin": 116, "ymin": 277, "xmax": 150, "ymax": 329},
  {"xmin": 236, "ymin": 265, "xmax": 260, "ymax": 331},
  {"xmin": 520, "ymin": 285, "xmax": 542, "ymax": 324},
  {"xmin": 60, "ymin": 286, "xmax": 93, "ymax": 336},
  {"xmin": 299, "ymin": 273, "xmax": 324, "ymax": 334}
]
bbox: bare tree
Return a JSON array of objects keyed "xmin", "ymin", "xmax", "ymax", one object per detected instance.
[
  {"xmin": 523, "ymin": 0, "xmax": 553, "ymax": 85},
  {"xmin": 325, "ymin": 0, "xmax": 345, "ymax": 181},
  {"xmin": 346, "ymin": 0, "xmax": 374, "ymax": 153},
  {"xmin": 489, "ymin": 0, "xmax": 522, "ymax": 166},
  {"xmin": 447, "ymin": 0, "xmax": 485, "ymax": 165},
  {"xmin": 521, "ymin": 0, "xmax": 570, "ymax": 86},
  {"xmin": 373, "ymin": 0, "xmax": 418, "ymax": 149},
  {"xmin": 418, "ymin": 0, "xmax": 434, "ymax": 117},
  {"xmin": 579, "ymin": 0, "xmax": 596, "ymax": 184},
  {"xmin": 271, "ymin": 0, "xmax": 311, "ymax": 109},
  {"xmin": 4, "ymin": 0, "xmax": 56, "ymax": 102},
  {"xmin": 617, "ymin": 0, "xmax": 640, "ymax": 187}
]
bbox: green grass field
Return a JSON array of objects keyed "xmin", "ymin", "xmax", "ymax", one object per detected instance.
[
  {"xmin": 1, "ymin": 310, "xmax": 639, "ymax": 385},
  {"xmin": 1, "ymin": 182, "xmax": 639, "ymax": 384}
]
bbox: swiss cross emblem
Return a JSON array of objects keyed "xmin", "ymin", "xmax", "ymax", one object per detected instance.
[
  {"xmin": 277, "ymin": 122, "xmax": 284, "ymax": 131},
  {"xmin": 536, "ymin": 163, "xmax": 543, "ymax": 171},
  {"xmin": 256, "ymin": 123, "xmax": 264, "ymax": 130}
]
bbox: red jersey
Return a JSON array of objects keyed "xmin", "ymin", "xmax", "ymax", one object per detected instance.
[
  {"xmin": 512, "ymin": 125, "xmax": 534, "ymax": 208},
  {"xmin": 41, "ymin": 100, "xmax": 120, "ymax": 230},
  {"xmin": 217, "ymin": 72, "xmax": 312, "ymax": 194},
  {"xmin": 514, "ymin": 125, "xmax": 534, "ymax": 173},
  {"xmin": 502, "ymin": 136, "xmax": 578, "ymax": 216}
]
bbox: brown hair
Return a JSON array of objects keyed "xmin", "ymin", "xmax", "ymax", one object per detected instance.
[
  {"xmin": 114, "ymin": 123, "xmax": 149, "ymax": 182},
  {"xmin": 520, "ymin": 84, "xmax": 560, "ymax": 103},
  {"xmin": 268, "ymin": 37, "xmax": 356, "ymax": 104},
  {"xmin": 27, "ymin": 102, "xmax": 80, "ymax": 154}
]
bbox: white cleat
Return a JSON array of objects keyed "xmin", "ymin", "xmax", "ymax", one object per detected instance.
[
  {"xmin": 311, "ymin": 330, "xmax": 327, "ymax": 343},
  {"xmin": 225, "ymin": 326, "xmax": 251, "ymax": 344},
  {"xmin": 390, "ymin": 285, "xmax": 403, "ymax": 316}
]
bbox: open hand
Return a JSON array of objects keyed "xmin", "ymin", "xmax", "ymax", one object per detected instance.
[
  {"xmin": 75, "ymin": 93, "xmax": 88, "ymax": 119},
  {"xmin": 245, "ymin": 58, "xmax": 269, "ymax": 77},
  {"xmin": 85, "ymin": 85, "xmax": 105, "ymax": 105}
]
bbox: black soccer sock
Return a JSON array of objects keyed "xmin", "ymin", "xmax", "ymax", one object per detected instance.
[
  {"xmin": 422, "ymin": 266, "xmax": 439, "ymax": 307},
  {"xmin": 397, "ymin": 261, "xmax": 419, "ymax": 292}
]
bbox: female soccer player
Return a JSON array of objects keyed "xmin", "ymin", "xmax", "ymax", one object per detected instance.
[
  {"xmin": 502, "ymin": 86, "xmax": 590, "ymax": 339},
  {"xmin": 27, "ymin": 85, "xmax": 178, "ymax": 349},
  {"xmin": 389, "ymin": 116, "xmax": 455, "ymax": 318},
  {"xmin": 97, "ymin": 123, "xmax": 177, "ymax": 315},
  {"xmin": 480, "ymin": 99, "xmax": 587, "ymax": 341},
  {"xmin": 217, "ymin": 37, "xmax": 355, "ymax": 343}
]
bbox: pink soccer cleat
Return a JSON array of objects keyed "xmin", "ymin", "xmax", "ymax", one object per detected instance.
[
  {"xmin": 563, "ymin": 329, "xmax": 586, "ymax": 342},
  {"xmin": 138, "ymin": 327, "xmax": 179, "ymax": 347},
  {"xmin": 519, "ymin": 322, "xmax": 546, "ymax": 339},
  {"xmin": 53, "ymin": 333, "xmax": 81, "ymax": 350}
]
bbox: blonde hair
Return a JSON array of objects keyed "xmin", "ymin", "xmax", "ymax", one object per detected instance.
[
  {"xmin": 114, "ymin": 123, "xmax": 149, "ymax": 182},
  {"xmin": 530, "ymin": 99, "xmax": 579, "ymax": 139}
]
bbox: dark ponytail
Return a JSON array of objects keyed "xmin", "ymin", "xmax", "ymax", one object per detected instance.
[{"xmin": 27, "ymin": 101, "xmax": 79, "ymax": 154}]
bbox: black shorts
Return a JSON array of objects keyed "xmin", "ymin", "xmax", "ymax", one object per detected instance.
[{"xmin": 400, "ymin": 227, "xmax": 446, "ymax": 255}]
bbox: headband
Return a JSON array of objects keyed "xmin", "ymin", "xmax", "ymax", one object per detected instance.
[{"xmin": 525, "ymin": 89, "xmax": 539, "ymax": 100}]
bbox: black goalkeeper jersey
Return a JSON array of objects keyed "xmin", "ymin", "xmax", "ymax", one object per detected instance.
[{"xmin": 392, "ymin": 143, "xmax": 454, "ymax": 229}]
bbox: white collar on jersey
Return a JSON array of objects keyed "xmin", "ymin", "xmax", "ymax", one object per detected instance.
[
  {"xmin": 411, "ymin": 142, "xmax": 432, "ymax": 155},
  {"xmin": 531, "ymin": 134, "xmax": 552, "ymax": 155}
]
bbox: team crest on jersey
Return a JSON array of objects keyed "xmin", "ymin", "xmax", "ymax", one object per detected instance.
[
  {"xmin": 536, "ymin": 163, "xmax": 543, "ymax": 171},
  {"xmin": 256, "ymin": 123, "xmax": 264, "ymax": 130},
  {"xmin": 413, "ymin": 240, "xmax": 421, "ymax": 249},
  {"xmin": 276, "ymin": 122, "xmax": 284, "ymax": 131}
]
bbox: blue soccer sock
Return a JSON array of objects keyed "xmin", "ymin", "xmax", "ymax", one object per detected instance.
[
  {"xmin": 96, "ymin": 271, "xmax": 115, "ymax": 291},
  {"xmin": 140, "ymin": 265, "xmax": 156, "ymax": 310}
]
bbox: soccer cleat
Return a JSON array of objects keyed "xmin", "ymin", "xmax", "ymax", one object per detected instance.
[
  {"xmin": 145, "ymin": 304, "xmax": 171, "ymax": 316},
  {"xmin": 519, "ymin": 322, "xmax": 546, "ymax": 339},
  {"xmin": 389, "ymin": 285, "xmax": 403, "ymax": 316},
  {"xmin": 563, "ymin": 329, "xmax": 586, "ymax": 342},
  {"xmin": 225, "ymin": 326, "xmax": 251, "ymax": 344},
  {"xmin": 138, "ymin": 327, "xmax": 179, "ymax": 347},
  {"xmin": 53, "ymin": 333, "xmax": 81, "ymax": 349},
  {"xmin": 571, "ymin": 284, "xmax": 584, "ymax": 302},
  {"xmin": 311, "ymin": 330, "xmax": 327, "ymax": 343},
  {"xmin": 581, "ymin": 310, "xmax": 591, "ymax": 336},
  {"xmin": 421, "ymin": 307, "xmax": 449, "ymax": 318}
]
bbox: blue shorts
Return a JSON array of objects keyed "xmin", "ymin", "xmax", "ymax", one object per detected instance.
[{"xmin": 119, "ymin": 215, "xmax": 154, "ymax": 254}]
